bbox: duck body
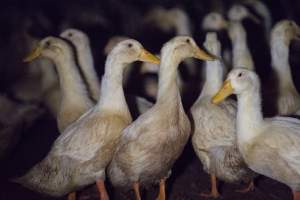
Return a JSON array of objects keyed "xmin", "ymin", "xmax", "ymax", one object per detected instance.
[
  {"xmin": 15, "ymin": 107, "xmax": 131, "ymax": 196},
  {"xmin": 191, "ymin": 33, "xmax": 254, "ymax": 187},
  {"xmin": 240, "ymin": 116, "xmax": 300, "ymax": 191},
  {"xmin": 213, "ymin": 68, "xmax": 300, "ymax": 198},
  {"xmin": 15, "ymin": 39, "xmax": 160, "ymax": 197},
  {"xmin": 270, "ymin": 20, "xmax": 300, "ymax": 115},
  {"xmin": 192, "ymin": 97, "xmax": 253, "ymax": 183},
  {"xmin": 109, "ymin": 96, "xmax": 190, "ymax": 187},
  {"xmin": 108, "ymin": 36, "xmax": 213, "ymax": 190}
]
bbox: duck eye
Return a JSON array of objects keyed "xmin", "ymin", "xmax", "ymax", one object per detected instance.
[
  {"xmin": 238, "ymin": 72, "xmax": 243, "ymax": 77},
  {"xmin": 128, "ymin": 43, "xmax": 133, "ymax": 48},
  {"xmin": 186, "ymin": 39, "xmax": 190, "ymax": 43},
  {"xmin": 45, "ymin": 41, "xmax": 51, "ymax": 47},
  {"xmin": 68, "ymin": 33, "xmax": 73, "ymax": 37}
]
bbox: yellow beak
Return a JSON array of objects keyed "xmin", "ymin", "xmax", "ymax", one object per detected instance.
[
  {"xmin": 23, "ymin": 45, "xmax": 43, "ymax": 62},
  {"xmin": 194, "ymin": 47, "xmax": 217, "ymax": 61},
  {"xmin": 212, "ymin": 80, "xmax": 234, "ymax": 104},
  {"xmin": 139, "ymin": 49, "xmax": 160, "ymax": 64}
]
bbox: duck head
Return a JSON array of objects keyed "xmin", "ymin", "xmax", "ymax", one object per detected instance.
[
  {"xmin": 212, "ymin": 68, "xmax": 259, "ymax": 104},
  {"xmin": 161, "ymin": 36, "xmax": 217, "ymax": 63},
  {"xmin": 23, "ymin": 36, "xmax": 72, "ymax": 62},
  {"xmin": 202, "ymin": 12, "xmax": 228, "ymax": 31},
  {"xmin": 271, "ymin": 20, "xmax": 300, "ymax": 46},
  {"xmin": 109, "ymin": 39, "xmax": 160, "ymax": 65}
]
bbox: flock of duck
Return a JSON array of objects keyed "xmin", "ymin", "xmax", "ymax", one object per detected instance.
[{"xmin": 1, "ymin": 2, "xmax": 300, "ymax": 200}]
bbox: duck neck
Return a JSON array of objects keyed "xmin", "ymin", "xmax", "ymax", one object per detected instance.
[
  {"xmin": 271, "ymin": 39, "xmax": 295, "ymax": 90},
  {"xmin": 236, "ymin": 85, "xmax": 263, "ymax": 145},
  {"xmin": 77, "ymin": 42, "xmax": 101, "ymax": 101},
  {"xmin": 157, "ymin": 53, "xmax": 181, "ymax": 104},
  {"xmin": 199, "ymin": 60, "xmax": 224, "ymax": 99},
  {"xmin": 230, "ymin": 23, "xmax": 254, "ymax": 70},
  {"xmin": 96, "ymin": 56, "xmax": 129, "ymax": 116},
  {"xmin": 174, "ymin": 15, "xmax": 192, "ymax": 36},
  {"xmin": 54, "ymin": 51, "xmax": 91, "ymax": 104}
]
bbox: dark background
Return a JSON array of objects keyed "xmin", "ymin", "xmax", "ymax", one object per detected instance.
[{"xmin": 0, "ymin": 0, "xmax": 299, "ymax": 199}]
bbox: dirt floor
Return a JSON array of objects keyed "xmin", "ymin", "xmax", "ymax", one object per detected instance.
[{"xmin": 0, "ymin": 114, "xmax": 292, "ymax": 200}]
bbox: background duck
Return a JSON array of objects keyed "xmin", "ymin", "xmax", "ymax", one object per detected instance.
[
  {"xmin": 60, "ymin": 28, "xmax": 101, "ymax": 102},
  {"xmin": 191, "ymin": 32, "xmax": 255, "ymax": 199},
  {"xmin": 213, "ymin": 68, "xmax": 300, "ymax": 200},
  {"xmin": 14, "ymin": 39, "xmax": 159, "ymax": 200},
  {"xmin": 228, "ymin": 5, "xmax": 258, "ymax": 70},
  {"xmin": 24, "ymin": 37, "xmax": 94, "ymax": 133},
  {"xmin": 269, "ymin": 20, "xmax": 300, "ymax": 115},
  {"xmin": 108, "ymin": 36, "xmax": 214, "ymax": 200}
]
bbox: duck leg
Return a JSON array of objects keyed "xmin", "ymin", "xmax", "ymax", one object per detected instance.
[
  {"xmin": 293, "ymin": 191, "xmax": 300, "ymax": 200},
  {"xmin": 96, "ymin": 180, "xmax": 109, "ymax": 200},
  {"xmin": 133, "ymin": 182, "xmax": 141, "ymax": 200},
  {"xmin": 201, "ymin": 174, "xmax": 220, "ymax": 198},
  {"xmin": 236, "ymin": 181, "xmax": 254, "ymax": 193},
  {"xmin": 156, "ymin": 179, "xmax": 166, "ymax": 200},
  {"xmin": 68, "ymin": 192, "xmax": 76, "ymax": 200}
]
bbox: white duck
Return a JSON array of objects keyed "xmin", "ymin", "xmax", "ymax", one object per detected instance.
[
  {"xmin": 108, "ymin": 36, "xmax": 214, "ymax": 200},
  {"xmin": 60, "ymin": 28, "xmax": 101, "ymax": 102},
  {"xmin": 270, "ymin": 20, "xmax": 300, "ymax": 115},
  {"xmin": 15, "ymin": 39, "xmax": 159, "ymax": 200},
  {"xmin": 201, "ymin": 12, "xmax": 232, "ymax": 66},
  {"xmin": 245, "ymin": 0, "xmax": 272, "ymax": 42},
  {"xmin": 212, "ymin": 68, "xmax": 300, "ymax": 200},
  {"xmin": 191, "ymin": 33, "xmax": 255, "ymax": 198},
  {"xmin": 24, "ymin": 37, "xmax": 93, "ymax": 132},
  {"xmin": 228, "ymin": 5, "xmax": 258, "ymax": 70}
]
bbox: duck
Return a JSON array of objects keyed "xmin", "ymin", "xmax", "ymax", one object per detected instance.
[
  {"xmin": 270, "ymin": 20, "xmax": 300, "ymax": 115},
  {"xmin": 108, "ymin": 36, "xmax": 214, "ymax": 200},
  {"xmin": 14, "ymin": 39, "xmax": 160, "ymax": 200},
  {"xmin": 191, "ymin": 32, "xmax": 255, "ymax": 198},
  {"xmin": 212, "ymin": 67, "xmax": 300, "ymax": 200},
  {"xmin": 228, "ymin": 5, "xmax": 258, "ymax": 70},
  {"xmin": 201, "ymin": 12, "xmax": 232, "ymax": 66},
  {"xmin": 60, "ymin": 28, "xmax": 101, "ymax": 102},
  {"xmin": 244, "ymin": 0, "xmax": 272, "ymax": 42},
  {"xmin": 23, "ymin": 37, "xmax": 93, "ymax": 132},
  {"xmin": 0, "ymin": 94, "xmax": 43, "ymax": 159}
]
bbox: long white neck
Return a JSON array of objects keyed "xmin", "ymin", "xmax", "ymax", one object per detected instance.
[
  {"xmin": 76, "ymin": 41, "xmax": 101, "ymax": 101},
  {"xmin": 230, "ymin": 22, "xmax": 254, "ymax": 70},
  {"xmin": 236, "ymin": 84, "xmax": 264, "ymax": 145},
  {"xmin": 271, "ymin": 39, "xmax": 295, "ymax": 90},
  {"xmin": 54, "ymin": 51, "xmax": 91, "ymax": 105},
  {"xmin": 96, "ymin": 55, "xmax": 130, "ymax": 117},
  {"xmin": 199, "ymin": 60, "xmax": 224, "ymax": 99},
  {"xmin": 157, "ymin": 51, "xmax": 181, "ymax": 105},
  {"xmin": 174, "ymin": 14, "xmax": 192, "ymax": 36}
]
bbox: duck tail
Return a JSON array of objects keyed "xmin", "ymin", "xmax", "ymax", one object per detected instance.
[{"xmin": 11, "ymin": 159, "xmax": 68, "ymax": 197}]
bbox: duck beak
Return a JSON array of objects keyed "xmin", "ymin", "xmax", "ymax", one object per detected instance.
[
  {"xmin": 139, "ymin": 49, "xmax": 160, "ymax": 64},
  {"xmin": 212, "ymin": 80, "xmax": 233, "ymax": 104},
  {"xmin": 194, "ymin": 47, "xmax": 217, "ymax": 61},
  {"xmin": 23, "ymin": 45, "xmax": 43, "ymax": 62}
]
